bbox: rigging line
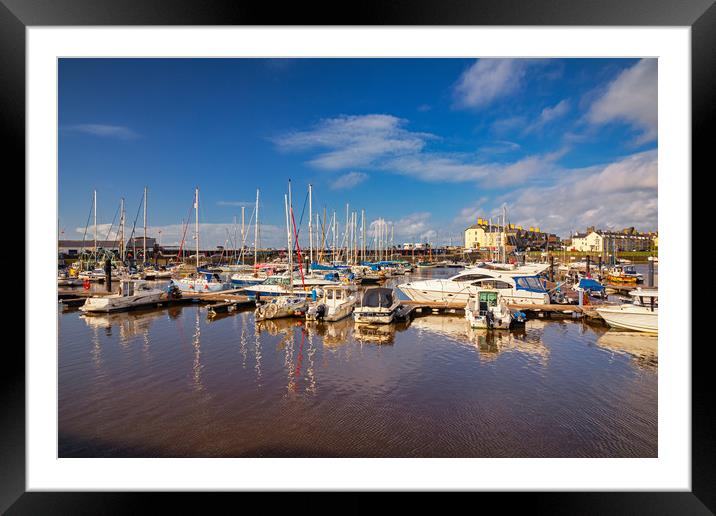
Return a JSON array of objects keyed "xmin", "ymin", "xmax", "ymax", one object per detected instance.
[
  {"xmin": 125, "ymin": 192, "xmax": 145, "ymax": 254},
  {"xmin": 177, "ymin": 197, "xmax": 194, "ymax": 259},
  {"xmin": 80, "ymin": 196, "xmax": 94, "ymax": 253},
  {"xmin": 104, "ymin": 202, "xmax": 120, "ymax": 242}
]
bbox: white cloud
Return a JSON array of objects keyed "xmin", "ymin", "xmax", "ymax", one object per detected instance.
[
  {"xmin": 497, "ymin": 150, "xmax": 657, "ymax": 236},
  {"xmin": 274, "ymin": 113, "xmax": 564, "ymax": 188},
  {"xmin": 65, "ymin": 124, "xmax": 139, "ymax": 139},
  {"xmin": 75, "ymin": 222, "xmax": 286, "ymax": 249},
  {"xmin": 586, "ymin": 59, "xmax": 657, "ymax": 144},
  {"xmin": 330, "ymin": 171, "xmax": 368, "ymax": 190},
  {"xmin": 523, "ymin": 99, "xmax": 570, "ymax": 134},
  {"xmin": 273, "ymin": 114, "xmax": 432, "ymax": 170},
  {"xmin": 453, "ymin": 59, "xmax": 532, "ymax": 109}
]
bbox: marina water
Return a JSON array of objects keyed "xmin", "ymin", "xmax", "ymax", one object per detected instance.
[{"xmin": 59, "ymin": 267, "xmax": 657, "ymax": 457}]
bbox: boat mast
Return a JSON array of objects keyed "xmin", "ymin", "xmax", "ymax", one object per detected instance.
[
  {"xmin": 195, "ymin": 187, "xmax": 199, "ymax": 269},
  {"xmin": 344, "ymin": 203, "xmax": 349, "ymax": 264},
  {"xmin": 240, "ymin": 207, "xmax": 245, "ymax": 263},
  {"xmin": 332, "ymin": 210, "xmax": 336, "ymax": 264},
  {"xmin": 93, "ymin": 189, "xmax": 97, "ymax": 263},
  {"xmin": 143, "ymin": 186, "xmax": 147, "ymax": 266},
  {"xmin": 361, "ymin": 209, "xmax": 365, "ymax": 263},
  {"xmin": 284, "ymin": 192, "xmax": 292, "ymax": 290},
  {"xmin": 120, "ymin": 197, "xmax": 125, "ymax": 262},
  {"xmin": 288, "ymin": 180, "xmax": 294, "ymax": 273},
  {"xmin": 308, "ymin": 184, "xmax": 313, "ymax": 265},
  {"xmin": 253, "ymin": 189, "xmax": 260, "ymax": 269},
  {"xmin": 502, "ymin": 204, "xmax": 507, "ymax": 264}
]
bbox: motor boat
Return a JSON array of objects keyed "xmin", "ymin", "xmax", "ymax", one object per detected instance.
[
  {"xmin": 254, "ymin": 296, "xmax": 308, "ymax": 321},
  {"xmin": 170, "ymin": 272, "xmax": 233, "ymax": 293},
  {"xmin": 398, "ymin": 264, "xmax": 551, "ymax": 306},
  {"xmin": 574, "ymin": 277, "xmax": 607, "ymax": 299},
  {"xmin": 464, "ymin": 290, "xmax": 512, "ymax": 330},
  {"xmin": 596, "ymin": 288, "xmax": 658, "ymax": 333},
  {"xmin": 79, "ymin": 280, "xmax": 166, "ymax": 313},
  {"xmin": 606, "ymin": 264, "xmax": 643, "ymax": 285},
  {"xmin": 353, "ymin": 287, "xmax": 402, "ymax": 324},
  {"xmin": 306, "ymin": 285, "xmax": 357, "ymax": 322},
  {"xmin": 241, "ymin": 275, "xmax": 321, "ymax": 299}
]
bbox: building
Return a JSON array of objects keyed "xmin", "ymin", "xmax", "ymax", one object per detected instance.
[
  {"xmin": 58, "ymin": 240, "xmax": 120, "ymax": 256},
  {"xmin": 570, "ymin": 227, "xmax": 654, "ymax": 253},
  {"xmin": 464, "ymin": 217, "xmax": 559, "ymax": 252}
]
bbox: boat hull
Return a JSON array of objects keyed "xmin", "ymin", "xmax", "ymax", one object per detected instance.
[
  {"xmin": 79, "ymin": 291, "xmax": 165, "ymax": 312},
  {"xmin": 596, "ymin": 307, "xmax": 658, "ymax": 333}
]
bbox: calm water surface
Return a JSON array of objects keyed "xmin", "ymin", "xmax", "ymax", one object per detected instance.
[{"xmin": 58, "ymin": 267, "xmax": 657, "ymax": 457}]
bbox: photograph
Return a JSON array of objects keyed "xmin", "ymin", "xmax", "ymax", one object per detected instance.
[{"xmin": 56, "ymin": 57, "xmax": 660, "ymax": 459}]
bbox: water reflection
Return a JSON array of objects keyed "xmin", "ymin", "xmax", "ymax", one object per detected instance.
[
  {"xmin": 60, "ymin": 295, "xmax": 658, "ymax": 458},
  {"xmin": 81, "ymin": 308, "xmax": 164, "ymax": 342},
  {"xmin": 353, "ymin": 320, "xmax": 412, "ymax": 345},
  {"xmin": 596, "ymin": 331, "xmax": 658, "ymax": 369},
  {"xmin": 192, "ymin": 308, "xmax": 204, "ymax": 391}
]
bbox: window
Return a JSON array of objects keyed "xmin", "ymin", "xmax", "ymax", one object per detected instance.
[{"xmin": 454, "ymin": 274, "xmax": 492, "ymax": 282}]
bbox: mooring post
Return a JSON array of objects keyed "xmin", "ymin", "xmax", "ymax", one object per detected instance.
[
  {"xmin": 549, "ymin": 255, "xmax": 555, "ymax": 282},
  {"xmin": 648, "ymin": 258, "xmax": 655, "ymax": 287},
  {"xmin": 104, "ymin": 257, "xmax": 112, "ymax": 292},
  {"xmin": 586, "ymin": 255, "xmax": 591, "ymax": 277}
]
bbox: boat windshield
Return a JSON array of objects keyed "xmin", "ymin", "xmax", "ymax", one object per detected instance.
[
  {"xmin": 513, "ymin": 276, "xmax": 547, "ymax": 293},
  {"xmin": 362, "ymin": 288, "xmax": 394, "ymax": 308}
]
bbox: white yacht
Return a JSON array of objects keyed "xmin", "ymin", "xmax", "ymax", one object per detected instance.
[
  {"xmin": 306, "ymin": 285, "xmax": 357, "ymax": 322},
  {"xmin": 596, "ymin": 288, "xmax": 658, "ymax": 333},
  {"xmin": 398, "ymin": 264, "xmax": 551, "ymax": 306},
  {"xmin": 353, "ymin": 287, "xmax": 402, "ymax": 324},
  {"xmin": 80, "ymin": 280, "xmax": 166, "ymax": 313}
]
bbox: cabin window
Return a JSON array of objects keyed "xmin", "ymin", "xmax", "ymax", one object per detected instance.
[
  {"xmin": 514, "ymin": 276, "xmax": 547, "ymax": 292},
  {"xmin": 472, "ymin": 280, "xmax": 511, "ymax": 289},
  {"xmin": 454, "ymin": 274, "xmax": 491, "ymax": 282}
]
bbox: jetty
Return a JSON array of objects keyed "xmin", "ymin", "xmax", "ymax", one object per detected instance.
[{"xmin": 58, "ymin": 288, "xmax": 255, "ymax": 313}]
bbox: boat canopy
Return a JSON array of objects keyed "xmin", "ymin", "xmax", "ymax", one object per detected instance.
[
  {"xmin": 513, "ymin": 275, "xmax": 548, "ymax": 293},
  {"xmin": 577, "ymin": 278, "xmax": 605, "ymax": 291},
  {"xmin": 361, "ymin": 288, "xmax": 395, "ymax": 308}
]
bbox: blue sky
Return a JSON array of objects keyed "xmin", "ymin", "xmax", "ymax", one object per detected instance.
[{"xmin": 59, "ymin": 58, "xmax": 657, "ymax": 247}]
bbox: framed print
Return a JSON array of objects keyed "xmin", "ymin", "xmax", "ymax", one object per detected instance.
[{"xmin": 2, "ymin": 0, "xmax": 711, "ymax": 512}]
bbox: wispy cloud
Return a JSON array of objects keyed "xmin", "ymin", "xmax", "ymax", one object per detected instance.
[
  {"xmin": 274, "ymin": 113, "xmax": 565, "ymax": 188},
  {"xmin": 523, "ymin": 99, "xmax": 570, "ymax": 134},
  {"xmin": 491, "ymin": 150, "xmax": 657, "ymax": 236},
  {"xmin": 273, "ymin": 114, "xmax": 432, "ymax": 170},
  {"xmin": 64, "ymin": 124, "xmax": 139, "ymax": 140},
  {"xmin": 75, "ymin": 222, "xmax": 286, "ymax": 248},
  {"xmin": 452, "ymin": 59, "xmax": 548, "ymax": 110},
  {"xmin": 586, "ymin": 59, "xmax": 657, "ymax": 144},
  {"xmin": 330, "ymin": 171, "xmax": 368, "ymax": 190}
]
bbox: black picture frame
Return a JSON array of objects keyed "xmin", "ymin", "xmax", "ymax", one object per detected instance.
[{"xmin": 2, "ymin": 0, "xmax": 707, "ymax": 512}]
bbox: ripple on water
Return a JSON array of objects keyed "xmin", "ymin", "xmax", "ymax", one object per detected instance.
[{"xmin": 59, "ymin": 304, "xmax": 657, "ymax": 458}]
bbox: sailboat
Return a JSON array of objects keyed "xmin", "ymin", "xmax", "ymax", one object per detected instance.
[
  {"xmin": 171, "ymin": 187, "xmax": 232, "ymax": 293},
  {"xmin": 252, "ymin": 180, "xmax": 309, "ymax": 319}
]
